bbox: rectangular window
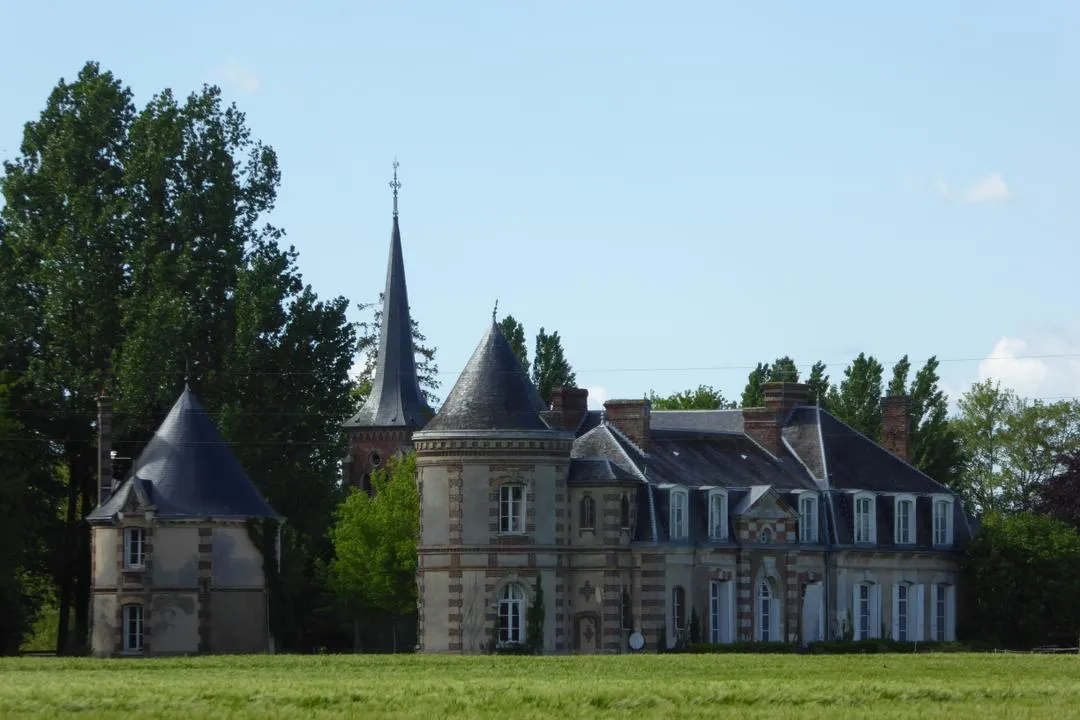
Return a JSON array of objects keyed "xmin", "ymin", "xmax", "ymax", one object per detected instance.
[
  {"xmin": 897, "ymin": 585, "xmax": 908, "ymax": 642},
  {"xmin": 670, "ymin": 491, "xmax": 687, "ymax": 540},
  {"xmin": 123, "ymin": 604, "xmax": 143, "ymax": 652},
  {"xmin": 858, "ymin": 585, "xmax": 871, "ymax": 639},
  {"xmin": 799, "ymin": 496, "xmax": 817, "ymax": 543},
  {"xmin": 896, "ymin": 499, "xmax": 913, "ymax": 544},
  {"xmin": 124, "ymin": 527, "xmax": 146, "ymax": 569},
  {"xmin": 708, "ymin": 492, "xmax": 727, "ymax": 540},
  {"xmin": 621, "ymin": 588, "xmax": 633, "ymax": 631},
  {"xmin": 933, "ymin": 499, "xmax": 952, "ymax": 546},
  {"xmin": 855, "ymin": 496, "xmax": 874, "ymax": 544},
  {"xmin": 672, "ymin": 586, "xmax": 686, "ymax": 630},
  {"xmin": 499, "ymin": 485, "xmax": 524, "ymax": 534}
]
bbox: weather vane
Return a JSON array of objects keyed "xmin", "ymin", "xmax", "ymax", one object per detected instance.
[
  {"xmin": 390, "ymin": 158, "xmax": 401, "ymax": 217},
  {"xmin": 492, "ymin": 299, "xmax": 499, "ymax": 323}
]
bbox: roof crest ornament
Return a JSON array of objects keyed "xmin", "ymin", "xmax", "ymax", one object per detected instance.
[
  {"xmin": 492, "ymin": 299, "xmax": 499, "ymax": 324},
  {"xmin": 390, "ymin": 157, "xmax": 401, "ymax": 218}
]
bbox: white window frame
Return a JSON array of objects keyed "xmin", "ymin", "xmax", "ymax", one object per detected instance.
[
  {"xmin": 756, "ymin": 579, "xmax": 780, "ymax": 642},
  {"xmin": 930, "ymin": 583, "xmax": 956, "ymax": 642},
  {"xmin": 122, "ymin": 603, "xmax": 144, "ymax": 653},
  {"xmin": 672, "ymin": 585, "xmax": 686, "ymax": 631},
  {"xmin": 799, "ymin": 493, "xmax": 818, "ymax": 544},
  {"xmin": 498, "ymin": 584, "xmax": 527, "ymax": 644},
  {"xmin": 499, "ymin": 484, "xmax": 525, "ymax": 534},
  {"xmin": 669, "ymin": 488, "xmax": 688, "ymax": 540},
  {"xmin": 707, "ymin": 489, "xmax": 728, "ymax": 541},
  {"xmin": 580, "ymin": 494, "xmax": 596, "ymax": 531},
  {"xmin": 124, "ymin": 527, "xmax": 146, "ymax": 570},
  {"xmin": 932, "ymin": 495, "xmax": 954, "ymax": 547},
  {"xmin": 709, "ymin": 580, "xmax": 735, "ymax": 643},
  {"xmin": 854, "ymin": 492, "xmax": 877, "ymax": 545},
  {"xmin": 852, "ymin": 581, "xmax": 881, "ymax": 640},
  {"xmin": 894, "ymin": 495, "xmax": 916, "ymax": 546}
]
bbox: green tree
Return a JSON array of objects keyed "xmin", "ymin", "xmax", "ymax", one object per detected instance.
[
  {"xmin": 328, "ymin": 452, "xmax": 419, "ymax": 649},
  {"xmin": 1, "ymin": 63, "xmax": 357, "ymax": 653},
  {"xmin": 887, "ymin": 355, "xmax": 912, "ymax": 397},
  {"xmin": 525, "ymin": 575, "xmax": 545, "ymax": 654},
  {"xmin": 826, "ymin": 353, "xmax": 885, "ymax": 440},
  {"xmin": 805, "ymin": 361, "xmax": 831, "ymax": 408},
  {"xmin": 741, "ymin": 362, "xmax": 771, "ymax": 408},
  {"xmin": 532, "ymin": 327, "xmax": 576, "ymax": 406},
  {"xmin": 648, "ymin": 385, "xmax": 735, "ymax": 410},
  {"xmin": 770, "ymin": 356, "xmax": 799, "ymax": 383},
  {"xmin": 1032, "ymin": 451, "xmax": 1080, "ymax": 531},
  {"xmin": 962, "ymin": 512, "xmax": 1080, "ymax": 647},
  {"xmin": 953, "ymin": 381, "xmax": 1080, "ymax": 515},
  {"xmin": 498, "ymin": 314, "xmax": 530, "ymax": 375},
  {"xmin": 354, "ymin": 294, "xmax": 440, "ymax": 406}
]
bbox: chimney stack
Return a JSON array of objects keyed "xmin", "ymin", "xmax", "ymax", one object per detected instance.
[
  {"xmin": 880, "ymin": 395, "xmax": 911, "ymax": 462},
  {"xmin": 546, "ymin": 387, "xmax": 589, "ymax": 431},
  {"xmin": 742, "ymin": 382, "xmax": 809, "ymax": 456},
  {"xmin": 603, "ymin": 399, "xmax": 651, "ymax": 451},
  {"xmin": 97, "ymin": 390, "xmax": 114, "ymax": 506}
]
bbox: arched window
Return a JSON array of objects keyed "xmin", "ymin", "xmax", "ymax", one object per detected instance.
[
  {"xmin": 498, "ymin": 584, "xmax": 527, "ymax": 644},
  {"xmin": 620, "ymin": 495, "xmax": 631, "ymax": 530},
  {"xmin": 757, "ymin": 580, "xmax": 773, "ymax": 642},
  {"xmin": 580, "ymin": 495, "xmax": 596, "ymax": 530},
  {"xmin": 672, "ymin": 586, "xmax": 686, "ymax": 630},
  {"xmin": 760, "ymin": 526, "xmax": 774, "ymax": 544}
]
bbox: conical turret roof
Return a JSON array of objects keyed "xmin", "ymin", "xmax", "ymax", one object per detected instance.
[
  {"xmin": 423, "ymin": 320, "xmax": 549, "ymax": 433},
  {"xmin": 88, "ymin": 387, "xmax": 279, "ymax": 521},
  {"xmin": 345, "ymin": 211, "xmax": 433, "ymax": 429}
]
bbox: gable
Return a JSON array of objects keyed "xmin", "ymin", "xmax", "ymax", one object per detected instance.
[{"xmin": 734, "ymin": 485, "xmax": 797, "ymax": 520}]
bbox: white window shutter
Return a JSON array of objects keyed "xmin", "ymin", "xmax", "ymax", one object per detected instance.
[
  {"xmin": 891, "ymin": 585, "xmax": 900, "ymax": 641},
  {"xmin": 870, "ymin": 584, "xmax": 882, "ymax": 639},
  {"xmin": 929, "ymin": 586, "xmax": 939, "ymax": 642},
  {"xmin": 945, "ymin": 585, "xmax": 957, "ymax": 641},
  {"xmin": 851, "ymin": 584, "xmax": 861, "ymax": 640},
  {"xmin": 913, "ymin": 584, "xmax": 925, "ymax": 641}
]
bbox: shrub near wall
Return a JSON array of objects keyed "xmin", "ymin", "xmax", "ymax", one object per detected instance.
[{"xmin": 685, "ymin": 640, "xmax": 976, "ymax": 654}]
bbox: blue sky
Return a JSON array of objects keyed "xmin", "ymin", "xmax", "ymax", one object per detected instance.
[{"xmin": 3, "ymin": 1, "xmax": 1079, "ymax": 410}]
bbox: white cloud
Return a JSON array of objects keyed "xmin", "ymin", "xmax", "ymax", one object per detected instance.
[
  {"xmin": 586, "ymin": 385, "xmax": 608, "ymax": 410},
  {"xmin": 931, "ymin": 172, "xmax": 1011, "ymax": 205},
  {"xmin": 214, "ymin": 58, "xmax": 262, "ymax": 95},
  {"xmin": 978, "ymin": 326, "xmax": 1080, "ymax": 400},
  {"xmin": 961, "ymin": 172, "xmax": 1011, "ymax": 205}
]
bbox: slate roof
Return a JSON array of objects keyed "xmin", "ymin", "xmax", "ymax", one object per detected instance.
[
  {"xmin": 650, "ymin": 409, "xmax": 744, "ymax": 434},
  {"xmin": 88, "ymin": 388, "xmax": 279, "ymax": 522},
  {"xmin": 422, "ymin": 321, "xmax": 550, "ymax": 433},
  {"xmin": 567, "ymin": 458, "xmax": 640, "ymax": 485},
  {"xmin": 344, "ymin": 213, "xmax": 433, "ymax": 429}
]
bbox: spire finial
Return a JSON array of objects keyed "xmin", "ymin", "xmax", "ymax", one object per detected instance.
[
  {"xmin": 492, "ymin": 299, "xmax": 499, "ymax": 324},
  {"xmin": 184, "ymin": 357, "xmax": 191, "ymax": 389},
  {"xmin": 390, "ymin": 158, "xmax": 401, "ymax": 218}
]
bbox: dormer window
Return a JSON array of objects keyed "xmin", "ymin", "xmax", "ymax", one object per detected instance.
[
  {"xmin": 799, "ymin": 493, "xmax": 818, "ymax": 544},
  {"xmin": 894, "ymin": 495, "xmax": 916, "ymax": 545},
  {"xmin": 499, "ymin": 484, "xmax": 525, "ymax": 534},
  {"xmin": 932, "ymin": 495, "xmax": 954, "ymax": 547},
  {"xmin": 669, "ymin": 488, "xmax": 688, "ymax": 540},
  {"xmin": 707, "ymin": 489, "xmax": 728, "ymax": 541},
  {"xmin": 124, "ymin": 527, "xmax": 146, "ymax": 570},
  {"xmin": 854, "ymin": 492, "xmax": 876, "ymax": 545}
]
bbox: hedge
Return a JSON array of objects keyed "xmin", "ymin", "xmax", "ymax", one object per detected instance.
[{"xmin": 684, "ymin": 640, "xmax": 977, "ymax": 654}]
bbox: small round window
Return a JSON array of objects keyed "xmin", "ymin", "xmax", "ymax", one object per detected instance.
[
  {"xmin": 760, "ymin": 526, "xmax": 774, "ymax": 543},
  {"xmin": 370, "ymin": 452, "xmax": 381, "ymax": 467}
]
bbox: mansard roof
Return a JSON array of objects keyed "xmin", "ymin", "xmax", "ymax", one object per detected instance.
[
  {"xmin": 345, "ymin": 212, "xmax": 433, "ymax": 429},
  {"xmin": 87, "ymin": 387, "xmax": 279, "ymax": 522},
  {"xmin": 422, "ymin": 320, "xmax": 549, "ymax": 433}
]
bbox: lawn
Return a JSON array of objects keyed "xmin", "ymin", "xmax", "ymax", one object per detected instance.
[{"xmin": 1, "ymin": 653, "xmax": 1077, "ymax": 719}]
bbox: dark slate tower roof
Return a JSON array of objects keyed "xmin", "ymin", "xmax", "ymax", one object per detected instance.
[
  {"xmin": 423, "ymin": 320, "xmax": 549, "ymax": 433},
  {"xmin": 345, "ymin": 172, "xmax": 433, "ymax": 429},
  {"xmin": 87, "ymin": 388, "xmax": 279, "ymax": 521}
]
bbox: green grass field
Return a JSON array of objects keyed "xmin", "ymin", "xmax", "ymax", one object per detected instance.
[{"xmin": 1, "ymin": 654, "xmax": 1077, "ymax": 719}]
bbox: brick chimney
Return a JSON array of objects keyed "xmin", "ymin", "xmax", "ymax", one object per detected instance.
[
  {"xmin": 603, "ymin": 399, "xmax": 651, "ymax": 451},
  {"xmin": 97, "ymin": 390, "xmax": 114, "ymax": 506},
  {"xmin": 742, "ymin": 382, "xmax": 809, "ymax": 456},
  {"xmin": 547, "ymin": 386, "xmax": 589, "ymax": 431},
  {"xmin": 880, "ymin": 395, "xmax": 911, "ymax": 462}
]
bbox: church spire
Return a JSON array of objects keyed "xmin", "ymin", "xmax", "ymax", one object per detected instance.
[{"xmin": 344, "ymin": 161, "xmax": 433, "ymax": 429}]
